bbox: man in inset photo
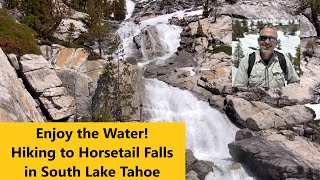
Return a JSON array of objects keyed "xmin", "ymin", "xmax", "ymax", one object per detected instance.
[{"xmin": 233, "ymin": 23, "xmax": 300, "ymax": 87}]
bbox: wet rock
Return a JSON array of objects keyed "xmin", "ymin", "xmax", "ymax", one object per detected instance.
[
  {"xmin": 186, "ymin": 171, "xmax": 199, "ymax": 180},
  {"xmin": 235, "ymin": 128, "xmax": 256, "ymax": 141},
  {"xmin": 191, "ymin": 160, "xmax": 214, "ymax": 180},
  {"xmin": 133, "ymin": 26, "xmax": 166, "ymax": 60},
  {"xmin": 186, "ymin": 149, "xmax": 197, "ymax": 172}
]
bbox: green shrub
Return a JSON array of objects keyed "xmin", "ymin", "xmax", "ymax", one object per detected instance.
[
  {"xmin": 212, "ymin": 45, "xmax": 232, "ymax": 55},
  {"xmin": 0, "ymin": 9, "xmax": 41, "ymax": 56}
]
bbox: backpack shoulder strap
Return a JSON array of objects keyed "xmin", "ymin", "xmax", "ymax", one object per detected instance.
[
  {"xmin": 247, "ymin": 52, "xmax": 255, "ymax": 78},
  {"xmin": 275, "ymin": 51, "xmax": 287, "ymax": 77}
]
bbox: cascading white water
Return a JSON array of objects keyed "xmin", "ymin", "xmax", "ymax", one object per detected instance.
[
  {"xmin": 117, "ymin": 22, "xmax": 182, "ymax": 64},
  {"xmin": 119, "ymin": 1, "xmax": 254, "ymax": 179},
  {"xmin": 144, "ymin": 79, "xmax": 253, "ymax": 180},
  {"xmin": 125, "ymin": 0, "xmax": 135, "ymax": 20}
]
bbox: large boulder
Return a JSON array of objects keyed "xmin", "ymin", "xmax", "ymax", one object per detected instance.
[
  {"xmin": 225, "ymin": 96, "xmax": 315, "ymax": 130},
  {"xmin": 229, "ymin": 129, "xmax": 320, "ymax": 180},
  {"xmin": 299, "ymin": 15, "xmax": 317, "ymax": 38},
  {"xmin": 185, "ymin": 149, "xmax": 214, "ymax": 180},
  {"xmin": 0, "ymin": 48, "xmax": 44, "ymax": 122},
  {"xmin": 187, "ymin": 16, "xmax": 232, "ymax": 46},
  {"xmin": 133, "ymin": 25, "xmax": 166, "ymax": 60},
  {"xmin": 53, "ymin": 18, "xmax": 88, "ymax": 42},
  {"xmin": 19, "ymin": 54, "xmax": 75, "ymax": 121}
]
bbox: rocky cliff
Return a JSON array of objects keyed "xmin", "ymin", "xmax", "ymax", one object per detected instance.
[{"xmin": 0, "ymin": 48, "xmax": 44, "ymax": 122}]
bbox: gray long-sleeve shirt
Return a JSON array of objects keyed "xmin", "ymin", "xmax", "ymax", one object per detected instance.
[{"xmin": 233, "ymin": 50, "xmax": 300, "ymax": 87}]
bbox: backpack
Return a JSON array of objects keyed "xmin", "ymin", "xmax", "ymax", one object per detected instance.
[{"xmin": 247, "ymin": 51, "xmax": 287, "ymax": 79}]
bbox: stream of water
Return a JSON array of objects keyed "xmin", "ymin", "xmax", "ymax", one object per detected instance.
[{"xmin": 120, "ymin": 1, "xmax": 254, "ymax": 179}]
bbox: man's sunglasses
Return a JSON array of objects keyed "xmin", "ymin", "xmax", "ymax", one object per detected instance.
[{"xmin": 258, "ymin": 36, "xmax": 277, "ymax": 43}]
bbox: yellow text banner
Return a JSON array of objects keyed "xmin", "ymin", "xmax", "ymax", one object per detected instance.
[{"xmin": 0, "ymin": 122, "xmax": 185, "ymax": 179}]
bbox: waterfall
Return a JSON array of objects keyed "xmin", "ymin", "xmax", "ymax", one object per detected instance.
[
  {"xmin": 117, "ymin": 22, "xmax": 182, "ymax": 64},
  {"xmin": 125, "ymin": 0, "xmax": 135, "ymax": 20},
  {"xmin": 119, "ymin": 1, "xmax": 254, "ymax": 179},
  {"xmin": 144, "ymin": 79, "xmax": 253, "ymax": 180}
]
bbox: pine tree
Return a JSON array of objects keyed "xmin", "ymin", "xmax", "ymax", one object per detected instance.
[
  {"xmin": 289, "ymin": 24, "xmax": 299, "ymax": 36},
  {"xmin": 66, "ymin": 23, "xmax": 75, "ymax": 46},
  {"xmin": 277, "ymin": 41, "xmax": 282, "ymax": 50},
  {"xmin": 196, "ymin": 21, "xmax": 205, "ymax": 37},
  {"xmin": 232, "ymin": 20, "xmax": 244, "ymax": 40},
  {"xmin": 96, "ymin": 42, "xmax": 137, "ymax": 122},
  {"xmin": 242, "ymin": 20, "xmax": 249, "ymax": 32},
  {"xmin": 250, "ymin": 21, "xmax": 255, "ymax": 32},
  {"xmin": 113, "ymin": 0, "xmax": 126, "ymax": 21},
  {"xmin": 87, "ymin": 0, "xmax": 109, "ymax": 58},
  {"xmin": 203, "ymin": 0, "xmax": 209, "ymax": 18},
  {"xmin": 233, "ymin": 41, "xmax": 244, "ymax": 68},
  {"xmin": 103, "ymin": 1, "xmax": 111, "ymax": 19},
  {"xmin": 257, "ymin": 20, "xmax": 265, "ymax": 31},
  {"xmin": 4, "ymin": 0, "xmax": 19, "ymax": 9},
  {"xmin": 294, "ymin": 45, "xmax": 300, "ymax": 74},
  {"xmin": 20, "ymin": 0, "xmax": 66, "ymax": 40}
]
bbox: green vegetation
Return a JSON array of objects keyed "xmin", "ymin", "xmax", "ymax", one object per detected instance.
[
  {"xmin": 306, "ymin": 39, "xmax": 316, "ymax": 54},
  {"xmin": 86, "ymin": 0, "xmax": 110, "ymax": 58},
  {"xmin": 212, "ymin": 45, "xmax": 232, "ymax": 55},
  {"xmin": 66, "ymin": 23, "xmax": 76, "ymax": 46},
  {"xmin": 95, "ymin": 43, "xmax": 137, "ymax": 122},
  {"xmin": 0, "ymin": 9, "xmax": 41, "ymax": 56},
  {"xmin": 3, "ymin": 0, "xmax": 20, "ymax": 9},
  {"xmin": 196, "ymin": 21, "xmax": 206, "ymax": 38},
  {"xmin": 233, "ymin": 42, "xmax": 244, "ymax": 68},
  {"xmin": 62, "ymin": 0, "xmax": 88, "ymax": 12},
  {"xmin": 113, "ymin": 0, "xmax": 126, "ymax": 21},
  {"xmin": 232, "ymin": 20, "xmax": 244, "ymax": 41},
  {"xmin": 19, "ymin": 0, "xmax": 64, "ymax": 40},
  {"xmin": 203, "ymin": 0, "xmax": 209, "ymax": 18},
  {"xmin": 294, "ymin": 45, "xmax": 301, "ymax": 75}
]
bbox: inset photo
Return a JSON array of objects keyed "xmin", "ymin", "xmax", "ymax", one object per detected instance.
[{"xmin": 232, "ymin": 19, "xmax": 300, "ymax": 87}]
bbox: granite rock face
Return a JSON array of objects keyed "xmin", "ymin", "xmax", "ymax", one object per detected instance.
[
  {"xmin": 133, "ymin": 25, "xmax": 166, "ymax": 60},
  {"xmin": 225, "ymin": 96, "xmax": 315, "ymax": 130},
  {"xmin": 229, "ymin": 129, "xmax": 320, "ymax": 180},
  {"xmin": 53, "ymin": 18, "xmax": 88, "ymax": 41},
  {"xmin": 52, "ymin": 48, "xmax": 102, "ymax": 119},
  {"xmin": 0, "ymin": 48, "xmax": 44, "ymax": 122},
  {"xmin": 20, "ymin": 54, "xmax": 75, "ymax": 121}
]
